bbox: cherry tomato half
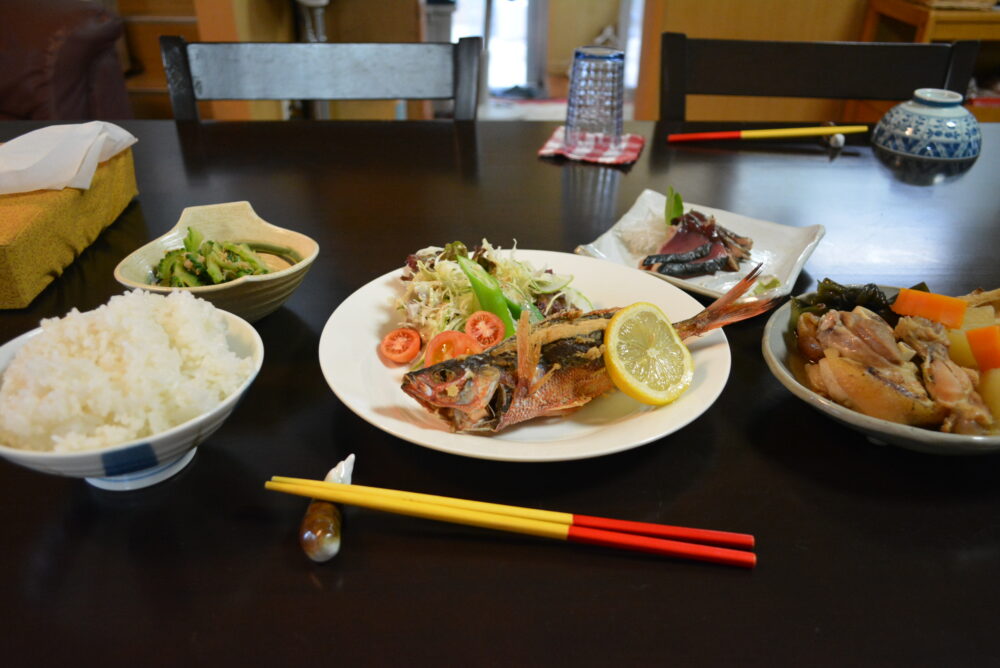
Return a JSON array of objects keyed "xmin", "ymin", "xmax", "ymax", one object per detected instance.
[
  {"xmin": 464, "ymin": 310, "xmax": 506, "ymax": 348},
  {"xmin": 379, "ymin": 327, "xmax": 421, "ymax": 365},
  {"xmin": 424, "ymin": 330, "xmax": 483, "ymax": 367}
]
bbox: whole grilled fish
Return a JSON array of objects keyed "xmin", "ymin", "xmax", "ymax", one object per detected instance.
[{"xmin": 401, "ymin": 265, "xmax": 775, "ymax": 433}]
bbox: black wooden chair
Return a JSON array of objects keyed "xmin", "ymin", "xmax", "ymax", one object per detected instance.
[
  {"xmin": 159, "ymin": 36, "xmax": 482, "ymax": 121},
  {"xmin": 659, "ymin": 32, "xmax": 979, "ymax": 122}
]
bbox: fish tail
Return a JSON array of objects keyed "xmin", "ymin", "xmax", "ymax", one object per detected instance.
[{"xmin": 674, "ymin": 263, "xmax": 777, "ymax": 339}]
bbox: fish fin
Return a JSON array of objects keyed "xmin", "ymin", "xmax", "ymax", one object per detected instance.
[
  {"xmin": 514, "ymin": 310, "xmax": 535, "ymax": 394},
  {"xmin": 674, "ymin": 263, "xmax": 777, "ymax": 339},
  {"xmin": 700, "ymin": 297, "xmax": 779, "ymax": 332},
  {"xmin": 709, "ymin": 263, "xmax": 764, "ymax": 312},
  {"xmin": 528, "ymin": 362, "xmax": 560, "ymax": 395}
]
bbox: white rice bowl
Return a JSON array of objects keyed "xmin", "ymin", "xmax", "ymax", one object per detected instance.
[{"xmin": 0, "ymin": 290, "xmax": 255, "ymax": 453}]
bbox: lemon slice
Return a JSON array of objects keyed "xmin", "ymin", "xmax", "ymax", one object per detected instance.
[{"xmin": 604, "ymin": 302, "xmax": 694, "ymax": 405}]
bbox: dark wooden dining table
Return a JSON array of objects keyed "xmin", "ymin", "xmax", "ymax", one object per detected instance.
[{"xmin": 1, "ymin": 118, "xmax": 999, "ymax": 667}]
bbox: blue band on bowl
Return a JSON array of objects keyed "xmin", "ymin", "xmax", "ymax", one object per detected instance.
[{"xmin": 101, "ymin": 443, "xmax": 157, "ymax": 476}]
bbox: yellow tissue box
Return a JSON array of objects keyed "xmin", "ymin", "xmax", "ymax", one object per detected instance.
[{"xmin": 0, "ymin": 148, "xmax": 138, "ymax": 309}]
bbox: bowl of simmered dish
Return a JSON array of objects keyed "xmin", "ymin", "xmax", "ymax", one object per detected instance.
[
  {"xmin": 114, "ymin": 201, "xmax": 319, "ymax": 322},
  {"xmin": 761, "ymin": 280, "xmax": 1000, "ymax": 454}
]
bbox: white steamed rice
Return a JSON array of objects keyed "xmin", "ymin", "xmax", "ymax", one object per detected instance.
[{"xmin": 0, "ymin": 290, "xmax": 253, "ymax": 453}]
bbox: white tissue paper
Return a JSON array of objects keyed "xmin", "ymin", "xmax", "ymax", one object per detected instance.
[{"xmin": 0, "ymin": 121, "xmax": 137, "ymax": 195}]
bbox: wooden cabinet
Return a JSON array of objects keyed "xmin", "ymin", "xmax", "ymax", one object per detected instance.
[
  {"xmin": 118, "ymin": 0, "xmax": 294, "ymax": 120},
  {"xmin": 118, "ymin": 0, "xmax": 200, "ymax": 119},
  {"xmin": 318, "ymin": 0, "xmax": 428, "ymax": 120},
  {"xmin": 117, "ymin": 0, "xmax": 424, "ymax": 120},
  {"xmin": 634, "ymin": 0, "xmax": 870, "ymax": 122},
  {"xmin": 859, "ymin": 0, "xmax": 1000, "ymax": 122}
]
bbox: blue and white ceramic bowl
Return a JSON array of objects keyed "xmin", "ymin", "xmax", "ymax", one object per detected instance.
[
  {"xmin": 0, "ymin": 311, "xmax": 264, "ymax": 490},
  {"xmin": 872, "ymin": 88, "xmax": 981, "ymax": 161}
]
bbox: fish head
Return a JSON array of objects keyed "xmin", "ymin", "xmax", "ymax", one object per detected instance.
[{"xmin": 401, "ymin": 358, "xmax": 503, "ymax": 431}]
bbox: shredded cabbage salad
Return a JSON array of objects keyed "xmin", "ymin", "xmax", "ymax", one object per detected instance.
[{"xmin": 396, "ymin": 240, "xmax": 591, "ymax": 346}]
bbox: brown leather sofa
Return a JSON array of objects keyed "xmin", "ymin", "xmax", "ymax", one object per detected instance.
[{"xmin": 0, "ymin": 0, "xmax": 132, "ymax": 120}]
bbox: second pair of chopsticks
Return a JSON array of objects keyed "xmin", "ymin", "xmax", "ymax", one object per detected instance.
[
  {"xmin": 667, "ymin": 124, "xmax": 868, "ymax": 143},
  {"xmin": 266, "ymin": 477, "xmax": 756, "ymax": 568}
]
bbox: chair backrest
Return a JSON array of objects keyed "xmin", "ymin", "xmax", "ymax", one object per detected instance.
[
  {"xmin": 160, "ymin": 36, "xmax": 482, "ymax": 121},
  {"xmin": 659, "ymin": 32, "xmax": 979, "ymax": 122}
]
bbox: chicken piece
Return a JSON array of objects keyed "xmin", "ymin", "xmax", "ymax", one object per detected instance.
[
  {"xmin": 815, "ymin": 306, "xmax": 912, "ymax": 368},
  {"xmin": 796, "ymin": 312, "xmax": 825, "ymax": 363},
  {"xmin": 802, "ymin": 307, "xmax": 943, "ymax": 427},
  {"xmin": 809, "ymin": 353, "xmax": 946, "ymax": 426},
  {"xmin": 894, "ymin": 316, "xmax": 993, "ymax": 435}
]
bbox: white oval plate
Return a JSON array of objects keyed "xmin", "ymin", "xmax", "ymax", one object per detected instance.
[{"xmin": 318, "ymin": 250, "xmax": 732, "ymax": 462}]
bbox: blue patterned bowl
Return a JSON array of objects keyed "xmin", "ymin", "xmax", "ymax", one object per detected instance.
[{"xmin": 872, "ymin": 88, "xmax": 981, "ymax": 161}]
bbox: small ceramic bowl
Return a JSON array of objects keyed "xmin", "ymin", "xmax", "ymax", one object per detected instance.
[
  {"xmin": 0, "ymin": 311, "xmax": 264, "ymax": 490},
  {"xmin": 761, "ymin": 296, "xmax": 1000, "ymax": 455},
  {"xmin": 872, "ymin": 88, "xmax": 982, "ymax": 161},
  {"xmin": 114, "ymin": 201, "xmax": 319, "ymax": 322}
]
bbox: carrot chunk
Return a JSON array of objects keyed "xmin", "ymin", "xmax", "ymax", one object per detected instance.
[
  {"xmin": 890, "ymin": 288, "xmax": 968, "ymax": 329},
  {"xmin": 967, "ymin": 325, "xmax": 1000, "ymax": 371}
]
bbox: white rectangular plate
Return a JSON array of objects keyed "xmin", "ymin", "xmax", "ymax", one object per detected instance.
[{"xmin": 576, "ymin": 189, "xmax": 825, "ymax": 300}]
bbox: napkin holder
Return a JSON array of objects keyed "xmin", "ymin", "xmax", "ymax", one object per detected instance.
[{"xmin": 0, "ymin": 148, "xmax": 137, "ymax": 309}]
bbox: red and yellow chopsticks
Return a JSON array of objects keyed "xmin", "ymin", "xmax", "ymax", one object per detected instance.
[
  {"xmin": 266, "ymin": 477, "xmax": 756, "ymax": 568},
  {"xmin": 667, "ymin": 124, "xmax": 868, "ymax": 143}
]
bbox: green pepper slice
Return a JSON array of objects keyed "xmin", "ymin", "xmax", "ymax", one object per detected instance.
[
  {"xmin": 504, "ymin": 295, "xmax": 544, "ymax": 324},
  {"xmin": 457, "ymin": 255, "xmax": 516, "ymax": 337}
]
